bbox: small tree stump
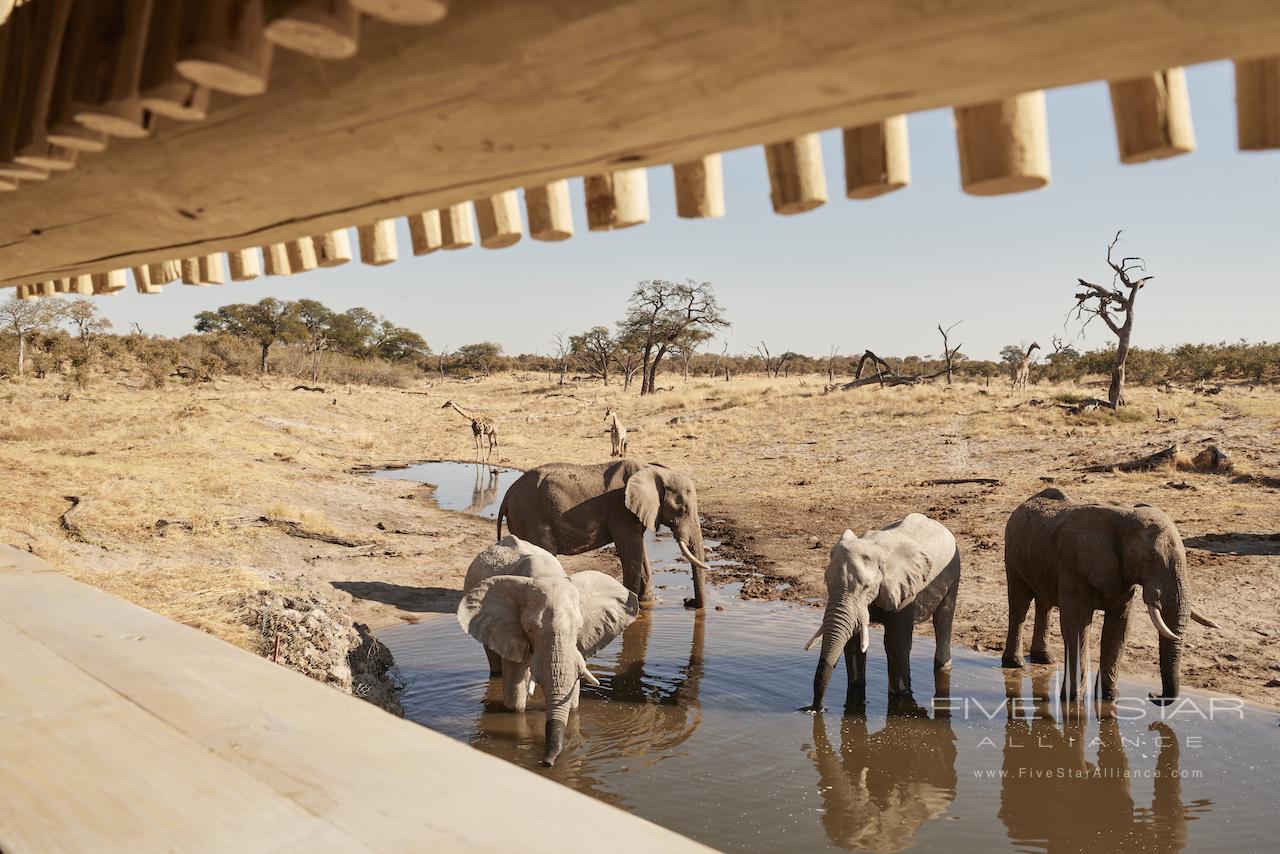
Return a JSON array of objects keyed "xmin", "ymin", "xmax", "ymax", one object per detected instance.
[
  {"xmin": 584, "ymin": 169, "xmax": 649, "ymax": 231},
  {"xmin": 357, "ymin": 220, "xmax": 398, "ymax": 265},
  {"xmin": 262, "ymin": 242, "xmax": 294, "ymax": 275},
  {"xmin": 312, "ymin": 228, "xmax": 352, "ymax": 266},
  {"xmin": 439, "ymin": 202, "xmax": 475, "ymax": 249},
  {"xmin": 843, "ymin": 116, "xmax": 910, "ymax": 199},
  {"xmin": 954, "ymin": 91, "xmax": 1050, "ymax": 195},
  {"xmin": 1235, "ymin": 57, "xmax": 1280, "ymax": 151},
  {"xmin": 228, "ymin": 248, "xmax": 262, "ymax": 280},
  {"xmin": 176, "ymin": 0, "xmax": 274, "ymax": 97},
  {"xmin": 407, "ymin": 210, "xmax": 443, "ymax": 254},
  {"xmin": 264, "ymin": 0, "xmax": 360, "ymax": 60},
  {"xmin": 1108, "ymin": 68, "xmax": 1195, "ymax": 163},
  {"xmin": 474, "ymin": 190, "xmax": 524, "ymax": 248},
  {"xmin": 764, "ymin": 134, "xmax": 826, "ymax": 214},
  {"xmin": 673, "ymin": 154, "xmax": 725, "ymax": 219},
  {"xmin": 524, "ymin": 181, "xmax": 573, "ymax": 241}
]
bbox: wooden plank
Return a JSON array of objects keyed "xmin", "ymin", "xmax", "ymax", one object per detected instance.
[
  {"xmin": 0, "ymin": 547, "xmax": 707, "ymax": 852},
  {"xmin": 2, "ymin": 0, "xmax": 1280, "ymax": 282}
]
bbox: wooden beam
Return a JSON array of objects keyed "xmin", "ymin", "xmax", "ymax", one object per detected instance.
[
  {"xmin": 585, "ymin": 169, "xmax": 648, "ymax": 231},
  {"xmin": 954, "ymin": 92, "xmax": 1051, "ymax": 195},
  {"xmin": 132, "ymin": 265, "xmax": 162, "ymax": 294},
  {"xmin": 407, "ymin": 211, "xmax": 443, "ymax": 254},
  {"xmin": 524, "ymin": 181, "xmax": 573, "ymax": 241},
  {"xmin": 285, "ymin": 237, "xmax": 319, "ymax": 272},
  {"xmin": 262, "ymin": 242, "xmax": 293, "ymax": 275},
  {"xmin": 672, "ymin": 155, "xmax": 725, "ymax": 219},
  {"xmin": 5, "ymin": 1, "xmax": 1280, "ymax": 282},
  {"xmin": 140, "ymin": 1, "xmax": 213, "ymax": 120},
  {"xmin": 350, "ymin": 0, "xmax": 450, "ymax": 26},
  {"xmin": 842, "ymin": 116, "xmax": 910, "ymax": 199},
  {"xmin": 91, "ymin": 270, "xmax": 128, "ymax": 295},
  {"xmin": 176, "ymin": 1, "xmax": 275, "ymax": 97},
  {"xmin": 764, "ymin": 135, "xmax": 826, "ymax": 214},
  {"xmin": 356, "ymin": 220, "xmax": 398, "ymax": 265},
  {"xmin": 1108, "ymin": 69, "xmax": 1196, "ymax": 163},
  {"xmin": 1235, "ymin": 56, "xmax": 1280, "ymax": 150},
  {"xmin": 312, "ymin": 229, "xmax": 353, "ymax": 266},
  {"xmin": 439, "ymin": 202, "xmax": 474, "ymax": 249},
  {"xmin": 147, "ymin": 260, "xmax": 181, "ymax": 285},
  {"xmin": 265, "ymin": 0, "xmax": 361, "ymax": 60},
  {"xmin": 228, "ymin": 248, "xmax": 262, "ymax": 280},
  {"xmin": 474, "ymin": 190, "xmax": 523, "ymax": 249}
]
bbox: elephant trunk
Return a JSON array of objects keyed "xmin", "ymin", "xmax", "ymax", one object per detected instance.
[
  {"xmin": 810, "ymin": 592, "xmax": 866, "ymax": 708},
  {"xmin": 1145, "ymin": 568, "xmax": 1188, "ymax": 706},
  {"xmin": 538, "ymin": 634, "xmax": 582, "ymax": 767},
  {"xmin": 676, "ymin": 520, "xmax": 710, "ymax": 608}
]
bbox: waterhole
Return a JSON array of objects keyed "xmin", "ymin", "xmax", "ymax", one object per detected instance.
[{"xmin": 375, "ymin": 461, "xmax": 1278, "ymax": 852}]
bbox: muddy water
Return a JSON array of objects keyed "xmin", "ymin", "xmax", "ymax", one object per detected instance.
[
  {"xmin": 371, "ymin": 460, "xmax": 522, "ymax": 519},
  {"xmin": 376, "ymin": 462, "xmax": 1279, "ymax": 853}
]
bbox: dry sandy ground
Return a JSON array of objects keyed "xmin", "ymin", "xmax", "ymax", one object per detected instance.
[{"xmin": 2, "ymin": 372, "xmax": 1277, "ymax": 707}]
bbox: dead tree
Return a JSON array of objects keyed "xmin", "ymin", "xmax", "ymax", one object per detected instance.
[
  {"xmin": 827, "ymin": 345, "xmax": 839, "ymax": 385},
  {"xmin": 754, "ymin": 341, "xmax": 792, "ymax": 379},
  {"xmin": 1072, "ymin": 230, "xmax": 1154, "ymax": 408},
  {"xmin": 937, "ymin": 321, "xmax": 963, "ymax": 385},
  {"xmin": 839, "ymin": 350, "xmax": 942, "ymax": 389}
]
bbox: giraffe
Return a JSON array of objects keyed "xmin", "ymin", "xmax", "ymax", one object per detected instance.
[
  {"xmin": 441, "ymin": 400, "xmax": 498, "ymax": 461},
  {"xmin": 604, "ymin": 408, "xmax": 627, "ymax": 458},
  {"xmin": 1012, "ymin": 342, "xmax": 1040, "ymax": 392}
]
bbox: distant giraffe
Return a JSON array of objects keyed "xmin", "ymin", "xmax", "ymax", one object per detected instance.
[
  {"xmin": 1012, "ymin": 342, "xmax": 1040, "ymax": 392},
  {"xmin": 442, "ymin": 400, "xmax": 498, "ymax": 461},
  {"xmin": 604, "ymin": 408, "xmax": 627, "ymax": 457}
]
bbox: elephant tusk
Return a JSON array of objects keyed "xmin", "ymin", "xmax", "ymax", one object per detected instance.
[
  {"xmin": 578, "ymin": 656, "xmax": 600, "ymax": 686},
  {"xmin": 860, "ymin": 627, "xmax": 869, "ymax": 655},
  {"xmin": 677, "ymin": 539, "xmax": 711, "ymax": 571},
  {"xmin": 1147, "ymin": 604, "xmax": 1182, "ymax": 642},
  {"xmin": 1190, "ymin": 608, "xmax": 1220, "ymax": 629},
  {"xmin": 804, "ymin": 627, "xmax": 823, "ymax": 651}
]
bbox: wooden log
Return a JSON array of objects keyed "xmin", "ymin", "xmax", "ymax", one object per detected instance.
[
  {"xmin": 132, "ymin": 265, "xmax": 163, "ymax": 294},
  {"xmin": 357, "ymin": 220, "xmax": 398, "ymax": 265},
  {"xmin": 349, "ymin": 0, "xmax": 449, "ymax": 26},
  {"xmin": 262, "ymin": 243, "xmax": 293, "ymax": 275},
  {"xmin": 0, "ymin": 177, "xmax": 15, "ymax": 192},
  {"xmin": 312, "ymin": 229, "xmax": 352, "ymax": 266},
  {"xmin": 228, "ymin": 248, "xmax": 262, "ymax": 280},
  {"xmin": 474, "ymin": 190, "xmax": 523, "ymax": 249},
  {"xmin": 764, "ymin": 134, "xmax": 826, "ymax": 214},
  {"xmin": 524, "ymin": 181, "xmax": 573, "ymax": 241},
  {"xmin": 53, "ymin": 278, "xmax": 72, "ymax": 294},
  {"xmin": 72, "ymin": 0, "xmax": 157, "ymax": 138},
  {"xmin": 1108, "ymin": 68, "xmax": 1195, "ymax": 163},
  {"xmin": 672, "ymin": 154, "xmax": 725, "ymax": 219},
  {"xmin": 584, "ymin": 169, "xmax": 649, "ymax": 230},
  {"xmin": 265, "ymin": 0, "xmax": 360, "ymax": 60},
  {"xmin": 439, "ymin": 202, "xmax": 475, "ymax": 249},
  {"xmin": 44, "ymin": 2, "xmax": 111, "ymax": 152},
  {"xmin": 176, "ymin": 1, "xmax": 275, "ymax": 97},
  {"xmin": 69, "ymin": 274, "xmax": 94, "ymax": 295},
  {"xmin": 1235, "ymin": 57, "xmax": 1280, "ymax": 151},
  {"xmin": 139, "ymin": 1, "xmax": 212, "ymax": 120},
  {"xmin": 91, "ymin": 270, "xmax": 128, "ymax": 295},
  {"xmin": 38, "ymin": 281, "xmax": 57, "ymax": 297},
  {"xmin": 285, "ymin": 236, "xmax": 319, "ymax": 271},
  {"xmin": 407, "ymin": 211, "xmax": 443, "ymax": 254},
  {"xmin": 842, "ymin": 115, "xmax": 910, "ymax": 199},
  {"xmin": 147, "ymin": 260, "xmax": 182, "ymax": 284},
  {"xmin": 954, "ymin": 91, "xmax": 1050, "ymax": 195},
  {"xmin": 12, "ymin": 0, "xmax": 76, "ymax": 166},
  {"xmin": 0, "ymin": 163, "xmax": 48, "ymax": 181},
  {"xmin": 0, "ymin": 1, "xmax": 31, "ymax": 169},
  {"xmin": 182, "ymin": 256, "xmax": 225, "ymax": 285},
  {"xmin": 16, "ymin": 284, "xmax": 37, "ymax": 300}
]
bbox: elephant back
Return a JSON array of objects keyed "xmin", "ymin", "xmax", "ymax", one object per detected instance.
[{"xmin": 464, "ymin": 535, "xmax": 563, "ymax": 593}]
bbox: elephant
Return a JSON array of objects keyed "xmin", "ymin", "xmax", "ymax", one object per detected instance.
[
  {"xmin": 496, "ymin": 459, "xmax": 712, "ymax": 608},
  {"xmin": 457, "ymin": 535, "xmax": 639, "ymax": 767},
  {"xmin": 807, "ymin": 711, "xmax": 957, "ymax": 853},
  {"xmin": 803, "ymin": 514, "xmax": 960, "ymax": 711},
  {"xmin": 999, "ymin": 669, "xmax": 1197, "ymax": 853},
  {"xmin": 1002, "ymin": 488, "xmax": 1219, "ymax": 704}
]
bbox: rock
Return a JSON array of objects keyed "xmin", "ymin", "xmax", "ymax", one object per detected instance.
[{"xmin": 1265, "ymin": 679, "xmax": 1280, "ymax": 689}]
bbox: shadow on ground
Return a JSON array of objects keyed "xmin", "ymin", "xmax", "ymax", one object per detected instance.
[
  {"xmin": 1184, "ymin": 533, "xmax": 1280, "ymax": 556},
  {"xmin": 332, "ymin": 581, "xmax": 461, "ymax": 613}
]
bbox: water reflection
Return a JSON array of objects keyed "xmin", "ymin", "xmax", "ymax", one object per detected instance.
[
  {"xmin": 807, "ymin": 712, "xmax": 956, "ymax": 853},
  {"xmin": 999, "ymin": 669, "xmax": 1212, "ymax": 853},
  {"xmin": 463, "ymin": 464, "xmax": 502, "ymax": 516}
]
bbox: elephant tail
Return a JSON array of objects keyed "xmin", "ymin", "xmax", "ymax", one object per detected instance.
[{"xmin": 496, "ymin": 492, "xmax": 508, "ymax": 542}]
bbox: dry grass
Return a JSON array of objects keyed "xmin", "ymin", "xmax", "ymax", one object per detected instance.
[{"xmin": 2, "ymin": 369, "xmax": 1278, "ymax": 705}]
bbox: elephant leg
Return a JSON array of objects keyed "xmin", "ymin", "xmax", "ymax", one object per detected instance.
[
  {"xmin": 843, "ymin": 632, "xmax": 867, "ymax": 710},
  {"xmin": 1098, "ymin": 603, "xmax": 1130, "ymax": 701},
  {"xmin": 1029, "ymin": 600, "xmax": 1054, "ymax": 664},
  {"xmin": 1058, "ymin": 606, "xmax": 1092, "ymax": 702},
  {"xmin": 501, "ymin": 658, "xmax": 531, "ymax": 712},
  {"xmin": 882, "ymin": 606, "xmax": 916, "ymax": 697},
  {"xmin": 1002, "ymin": 570, "xmax": 1035, "ymax": 668},
  {"xmin": 932, "ymin": 574, "xmax": 958, "ymax": 672},
  {"xmin": 616, "ymin": 535, "xmax": 654, "ymax": 604},
  {"xmin": 485, "ymin": 647, "xmax": 502, "ymax": 677}
]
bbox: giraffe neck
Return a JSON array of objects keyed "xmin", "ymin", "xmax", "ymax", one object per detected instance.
[{"xmin": 450, "ymin": 402, "xmax": 475, "ymax": 421}]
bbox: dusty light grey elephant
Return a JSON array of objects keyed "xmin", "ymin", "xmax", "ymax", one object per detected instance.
[
  {"xmin": 458, "ymin": 535, "xmax": 639, "ymax": 766},
  {"xmin": 803, "ymin": 514, "xmax": 960, "ymax": 711},
  {"xmin": 1003, "ymin": 488, "xmax": 1218, "ymax": 704},
  {"xmin": 497, "ymin": 459, "xmax": 711, "ymax": 608}
]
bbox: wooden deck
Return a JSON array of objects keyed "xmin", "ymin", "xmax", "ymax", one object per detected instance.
[{"xmin": 0, "ymin": 545, "xmax": 707, "ymax": 853}]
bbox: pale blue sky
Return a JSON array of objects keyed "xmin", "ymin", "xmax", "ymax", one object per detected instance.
[{"xmin": 103, "ymin": 61, "xmax": 1278, "ymax": 361}]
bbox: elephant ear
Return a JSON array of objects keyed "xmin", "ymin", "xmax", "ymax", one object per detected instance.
[
  {"xmin": 456, "ymin": 576, "xmax": 535, "ymax": 662},
  {"xmin": 570, "ymin": 570, "xmax": 639, "ymax": 657},
  {"xmin": 624, "ymin": 466, "xmax": 662, "ymax": 531},
  {"xmin": 876, "ymin": 540, "xmax": 938, "ymax": 612}
]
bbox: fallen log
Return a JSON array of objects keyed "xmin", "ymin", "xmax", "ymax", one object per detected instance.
[
  {"xmin": 1085, "ymin": 443, "xmax": 1180, "ymax": 472},
  {"xmin": 60, "ymin": 495, "xmax": 91, "ymax": 541},
  {"xmin": 920, "ymin": 478, "xmax": 1002, "ymax": 487},
  {"xmin": 259, "ymin": 517, "xmax": 373, "ymax": 547},
  {"xmin": 292, "ymin": 384, "xmax": 325, "ymax": 392}
]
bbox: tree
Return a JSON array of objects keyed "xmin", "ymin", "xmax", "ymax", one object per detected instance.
[
  {"xmin": 550, "ymin": 332, "xmax": 572, "ymax": 385},
  {"xmin": 329, "ymin": 306, "xmax": 381, "ymax": 356},
  {"xmin": 1072, "ymin": 230, "xmax": 1155, "ymax": 407},
  {"xmin": 936, "ymin": 320, "xmax": 964, "ymax": 385},
  {"xmin": 194, "ymin": 298, "xmax": 301, "ymax": 373},
  {"xmin": 999, "ymin": 343, "xmax": 1030, "ymax": 367},
  {"xmin": 294, "ymin": 299, "xmax": 336, "ymax": 382},
  {"xmin": 63, "ymin": 299, "xmax": 112, "ymax": 356},
  {"xmin": 754, "ymin": 341, "xmax": 793, "ymax": 378},
  {"xmin": 613, "ymin": 327, "xmax": 645, "ymax": 390},
  {"xmin": 670, "ymin": 326, "xmax": 713, "ymax": 381},
  {"xmin": 0, "ymin": 295, "xmax": 64, "ymax": 377},
  {"xmin": 371, "ymin": 320, "xmax": 429, "ymax": 363},
  {"xmin": 456, "ymin": 341, "xmax": 502, "ymax": 376},
  {"xmin": 618, "ymin": 279, "xmax": 729, "ymax": 395},
  {"xmin": 569, "ymin": 326, "xmax": 615, "ymax": 384}
]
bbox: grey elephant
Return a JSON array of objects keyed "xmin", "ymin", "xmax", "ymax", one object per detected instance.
[
  {"xmin": 1002, "ymin": 489, "xmax": 1218, "ymax": 704},
  {"xmin": 497, "ymin": 459, "xmax": 711, "ymax": 608},
  {"xmin": 458, "ymin": 535, "xmax": 639, "ymax": 767},
  {"xmin": 803, "ymin": 514, "xmax": 960, "ymax": 711}
]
